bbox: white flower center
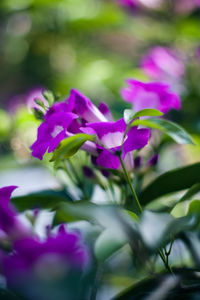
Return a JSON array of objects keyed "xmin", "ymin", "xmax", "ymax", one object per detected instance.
[
  {"xmin": 101, "ymin": 131, "xmax": 124, "ymax": 148},
  {"xmin": 51, "ymin": 125, "xmax": 64, "ymax": 138}
]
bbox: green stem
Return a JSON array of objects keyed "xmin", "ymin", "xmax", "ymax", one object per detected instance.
[
  {"xmin": 120, "ymin": 156, "xmax": 173, "ymax": 274},
  {"xmin": 68, "ymin": 159, "xmax": 89, "ymax": 200},
  {"xmin": 119, "ymin": 156, "xmax": 142, "ymax": 214},
  {"xmin": 158, "ymin": 249, "xmax": 174, "ymax": 275}
]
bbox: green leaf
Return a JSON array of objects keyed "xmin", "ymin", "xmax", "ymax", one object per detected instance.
[
  {"xmin": 50, "ymin": 133, "xmax": 96, "ymax": 162},
  {"xmin": 124, "ymin": 109, "xmax": 136, "ymax": 124},
  {"xmin": 140, "ymin": 211, "xmax": 196, "ymax": 250},
  {"xmin": 0, "ymin": 288, "xmax": 22, "ymax": 300},
  {"xmin": 123, "ymin": 109, "xmax": 163, "ymax": 124},
  {"xmin": 179, "ymin": 183, "xmax": 200, "ymax": 202},
  {"xmin": 114, "ymin": 275, "xmax": 178, "ymax": 300},
  {"xmin": 54, "ymin": 202, "xmax": 142, "ymax": 261},
  {"xmin": 12, "ymin": 190, "xmax": 73, "ymax": 212},
  {"xmin": 94, "ymin": 228, "xmax": 128, "ymax": 261},
  {"xmin": 134, "ymin": 109, "xmax": 163, "ymax": 118},
  {"xmin": 140, "ymin": 163, "xmax": 200, "ymax": 205},
  {"xmin": 131, "ymin": 118, "xmax": 194, "ymax": 144},
  {"xmin": 188, "ymin": 200, "xmax": 200, "ymax": 220}
]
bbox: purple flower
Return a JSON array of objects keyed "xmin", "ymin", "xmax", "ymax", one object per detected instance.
[
  {"xmin": 121, "ymin": 79, "xmax": 181, "ymax": 114},
  {"xmin": 3, "ymin": 225, "xmax": 89, "ymax": 286},
  {"xmin": 26, "ymin": 87, "xmax": 49, "ymax": 113},
  {"xmin": 67, "ymin": 89, "xmax": 108, "ymax": 123},
  {"xmin": 82, "ymin": 166, "xmax": 95, "ymax": 179},
  {"xmin": 115, "ymin": 0, "xmax": 163, "ymax": 10},
  {"xmin": 31, "ymin": 89, "xmax": 109, "ymax": 160},
  {"xmin": 31, "ymin": 111, "xmax": 78, "ymax": 160},
  {"xmin": 98, "ymin": 102, "xmax": 113, "ymax": 121},
  {"xmin": 174, "ymin": 0, "xmax": 200, "ymax": 14},
  {"xmin": 115, "ymin": 0, "xmax": 136, "ymax": 8},
  {"xmin": 0, "ymin": 186, "xmax": 30, "ymax": 240},
  {"xmin": 147, "ymin": 154, "xmax": 159, "ymax": 166},
  {"xmin": 31, "ymin": 88, "xmax": 150, "ymax": 171},
  {"xmin": 83, "ymin": 119, "xmax": 150, "ymax": 170},
  {"xmin": 141, "ymin": 47, "xmax": 185, "ymax": 80},
  {"xmin": 134, "ymin": 156, "xmax": 142, "ymax": 169}
]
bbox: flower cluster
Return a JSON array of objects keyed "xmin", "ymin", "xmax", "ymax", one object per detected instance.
[
  {"xmin": 31, "ymin": 80, "xmax": 181, "ymax": 171},
  {"xmin": 0, "ymin": 186, "xmax": 89, "ymax": 296}
]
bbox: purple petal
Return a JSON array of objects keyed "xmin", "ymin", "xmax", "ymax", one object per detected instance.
[
  {"xmin": 98, "ymin": 102, "xmax": 113, "ymax": 121},
  {"xmin": 86, "ymin": 119, "xmax": 126, "ymax": 139},
  {"xmin": 121, "ymin": 79, "xmax": 181, "ymax": 114},
  {"xmin": 123, "ymin": 127, "xmax": 151, "ymax": 158},
  {"xmin": 97, "ymin": 150, "xmax": 120, "ymax": 169},
  {"xmin": 141, "ymin": 47, "xmax": 185, "ymax": 79},
  {"xmin": 69, "ymin": 89, "xmax": 107, "ymax": 122},
  {"xmin": 0, "ymin": 186, "xmax": 18, "ymax": 205}
]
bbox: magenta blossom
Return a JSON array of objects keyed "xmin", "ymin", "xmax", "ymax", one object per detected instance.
[
  {"xmin": 121, "ymin": 79, "xmax": 181, "ymax": 114},
  {"xmin": 31, "ymin": 111, "xmax": 78, "ymax": 160},
  {"xmin": 82, "ymin": 119, "xmax": 150, "ymax": 170},
  {"xmin": 115, "ymin": 0, "xmax": 163, "ymax": 10},
  {"xmin": 31, "ymin": 88, "xmax": 150, "ymax": 170},
  {"xmin": 3, "ymin": 225, "xmax": 88, "ymax": 286},
  {"xmin": 31, "ymin": 88, "xmax": 107, "ymax": 160},
  {"xmin": 0, "ymin": 186, "xmax": 30, "ymax": 240},
  {"xmin": 141, "ymin": 47, "xmax": 185, "ymax": 80},
  {"xmin": 115, "ymin": 0, "xmax": 136, "ymax": 8}
]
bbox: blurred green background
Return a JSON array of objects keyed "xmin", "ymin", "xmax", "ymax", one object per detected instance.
[{"xmin": 1, "ymin": 0, "xmax": 200, "ymax": 189}]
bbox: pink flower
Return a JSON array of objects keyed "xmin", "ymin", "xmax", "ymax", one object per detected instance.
[
  {"xmin": 121, "ymin": 79, "xmax": 181, "ymax": 114},
  {"xmin": 141, "ymin": 47, "xmax": 185, "ymax": 80}
]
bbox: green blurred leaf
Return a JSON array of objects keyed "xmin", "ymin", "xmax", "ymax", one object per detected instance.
[
  {"xmin": 95, "ymin": 228, "xmax": 127, "ymax": 261},
  {"xmin": 0, "ymin": 288, "xmax": 22, "ymax": 300},
  {"xmin": 140, "ymin": 163, "xmax": 200, "ymax": 205},
  {"xmin": 50, "ymin": 133, "xmax": 96, "ymax": 162},
  {"xmin": 0, "ymin": 109, "xmax": 11, "ymax": 139},
  {"xmin": 53, "ymin": 201, "xmax": 124, "ymax": 228},
  {"xmin": 188, "ymin": 200, "xmax": 200, "ymax": 221},
  {"xmin": 134, "ymin": 109, "xmax": 163, "ymax": 118},
  {"xmin": 179, "ymin": 183, "xmax": 200, "ymax": 203},
  {"xmin": 131, "ymin": 118, "xmax": 194, "ymax": 145},
  {"xmin": 140, "ymin": 211, "xmax": 196, "ymax": 250},
  {"xmin": 12, "ymin": 190, "xmax": 73, "ymax": 211},
  {"xmin": 113, "ymin": 274, "xmax": 179, "ymax": 300},
  {"xmin": 123, "ymin": 109, "xmax": 163, "ymax": 124}
]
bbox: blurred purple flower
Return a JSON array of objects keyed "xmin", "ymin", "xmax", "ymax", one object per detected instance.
[
  {"xmin": 82, "ymin": 166, "xmax": 95, "ymax": 179},
  {"xmin": 115, "ymin": 0, "xmax": 163, "ymax": 10},
  {"xmin": 115, "ymin": 0, "xmax": 137, "ymax": 8},
  {"xmin": 147, "ymin": 154, "xmax": 159, "ymax": 166},
  {"xmin": 121, "ymin": 79, "xmax": 181, "ymax": 114},
  {"xmin": 141, "ymin": 47, "xmax": 185, "ymax": 80},
  {"xmin": 134, "ymin": 156, "xmax": 142, "ymax": 169},
  {"xmin": 174, "ymin": 0, "xmax": 200, "ymax": 14},
  {"xmin": 3, "ymin": 225, "xmax": 89, "ymax": 286},
  {"xmin": 0, "ymin": 186, "xmax": 30, "ymax": 240}
]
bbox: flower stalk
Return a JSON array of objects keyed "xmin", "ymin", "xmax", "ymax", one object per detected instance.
[{"xmin": 119, "ymin": 155, "xmax": 142, "ymax": 214}]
